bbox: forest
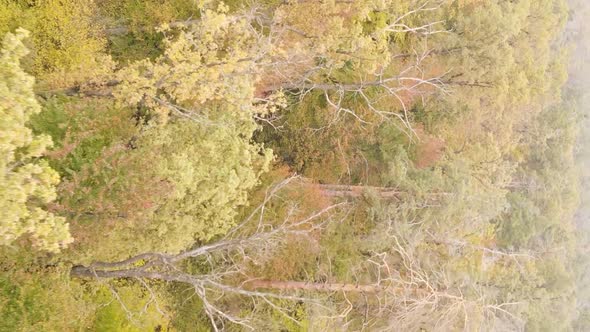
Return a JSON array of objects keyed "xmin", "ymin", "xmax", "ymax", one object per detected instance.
[{"xmin": 1, "ymin": 0, "xmax": 589, "ymax": 331}]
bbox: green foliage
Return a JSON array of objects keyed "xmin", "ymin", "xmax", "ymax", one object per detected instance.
[
  {"xmin": 65, "ymin": 2, "xmax": 275, "ymax": 261},
  {"xmin": 114, "ymin": 1, "xmax": 275, "ymax": 124},
  {"xmin": 0, "ymin": 0, "xmax": 113, "ymax": 87},
  {"xmin": 497, "ymin": 102, "xmax": 579, "ymax": 249},
  {"xmin": 53, "ymin": 114, "xmax": 271, "ymax": 262},
  {"xmin": 107, "ymin": 32, "xmax": 166, "ymax": 64},
  {"xmin": 0, "ymin": 246, "xmax": 169, "ymax": 332},
  {"xmin": 0, "ymin": 248, "xmax": 93, "ymax": 331},
  {"xmin": 257, "ymin": 92, "xmax": 419, "ymax": 184},
  {"xmin": 166, "ymin": 282, "xmax": 211, "ymax": 332},
  {"xmin": 136, "ymin": 118, "xmax": 272, "ymax": 249},
  {"xmin": 252, "ymin": 300, "xmax": 310, "ymax": 332},
  {"xmin": 0, "ymin": 272, "xmax": 87, "ymax": 331},
  {"xmin": 30, "ymin": 96, "xmax": 138, "ymax": 177},
  {"xmin": 90, "ymin": 282, "xmax": 170, "ymax": 332},
  {"xmin": 0, "ymin": 29, "xmax": 71, "ymax": 252},
  {"xmin": 257, "ymin": 92, "xmax": 359, "ymax": 180},
  {"xmin": 0, "ymin": 0, "xmax": 585, "ymax": 330},
  {"xmin": 98, "ymin": 0, "xmax": 200, "ymax": 34},
  {"xmin": 442, "ymin": 0, "xmax": 568, "ymax": 103},
  {"xmin": 97, "ymin": 0, "xmax": 201, "ymax": 63}
]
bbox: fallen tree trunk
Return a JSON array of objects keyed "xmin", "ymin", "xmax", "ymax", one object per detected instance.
[
  {"xmin": 247, "ymin": 279, "xmax": 383, "ymax": 293},
  {"xmin": 312, "ymin": 183, "xmax": 404, "ymax": 199},
  {"xmin": 300, "ymin": 178, "xmax": 450, "ymax": 200}
]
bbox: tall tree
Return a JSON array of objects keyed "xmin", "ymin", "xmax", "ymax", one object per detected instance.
[
  {"xmin": 71, "ymin": 177, "xmax": 523, "ymax": 331},
  {"xmin": 0, "ymin": 29, "xmax": 71, "ymax": 252}
]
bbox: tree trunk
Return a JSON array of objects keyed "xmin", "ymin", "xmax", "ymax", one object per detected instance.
[
  {"xmin": 301, "ymin": 179, "xmax": 450, "ymax": 200},
  {"xmin": 246, "ymin": 279, "xmax": 383, "ymax": 293},
  {"xmin": 313, "ymin": 183, "xmax": 403, "ymax": 199}
]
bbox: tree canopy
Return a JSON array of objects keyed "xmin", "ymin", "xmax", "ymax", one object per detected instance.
[
  {"xmin": 0, "ymin": 0, "xmax": 588, "ymax": 330},
  {"xmin": 0, "ymin": 29, "xmax": 71, "ymax": 253}
]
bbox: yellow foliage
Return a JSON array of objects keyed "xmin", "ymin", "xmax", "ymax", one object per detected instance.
[
  {"xmin": 0, "ymin": 29, "xmax": 72, "ymax": 252},
  {"xmin": 0, "ymin": 0, "xmax": 114, "ymax": 88}
]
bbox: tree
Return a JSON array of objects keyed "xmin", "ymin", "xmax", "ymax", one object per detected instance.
[
  {"xmin": 70, "ymin": 176, "xmax": 528, "ymax": 331},
  {"xmin": 9, "ymin": 0, "xmax": 576, "ymax": 329},
  {"xmin": 0, "ymin": 29, "xmax": 71, "ymax": 252},
  {"xmin": 67, "ymin": 2, "xmax": 278, "ymax": 262},
  {"xmin": 40, "ymin": 0, "xmax": 450, "ymax": 135}
]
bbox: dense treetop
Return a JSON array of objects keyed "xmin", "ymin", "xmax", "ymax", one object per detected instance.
[{"xmin": 0, "ymin": 0, "xmax": 588, "ymax": 330}]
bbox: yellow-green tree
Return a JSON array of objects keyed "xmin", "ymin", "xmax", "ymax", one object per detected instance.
[
  {"xmin": 0, "ymin": 29, "xmax": 72, "ymax": 252},
  {"xmin": 60, "ymin": 3, "xmax": 274, "ymax": 262},
  {"xmin": 0, "ymin": 0, "xmax": 113, "ymax": 88}
]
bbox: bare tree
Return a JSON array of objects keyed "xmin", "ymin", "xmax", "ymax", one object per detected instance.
[
  {"xmin": 71, "ymin": 177, "xmax": 346, "ymax": 330},
  {"xmin": 258, "ymin": 1, "xmax": 451, "ymax": 135},
  {"xmin": 39, "ymin": 1, "xmax": 452, "ymax": 137},
  {"xmin": 71, "ymin": 176, "xmax": 523, "ymax": 331}
]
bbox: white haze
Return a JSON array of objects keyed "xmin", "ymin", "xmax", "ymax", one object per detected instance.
[{"xmin": 567, "ymin": 0, "xmax": 590, "ymax": 319}]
